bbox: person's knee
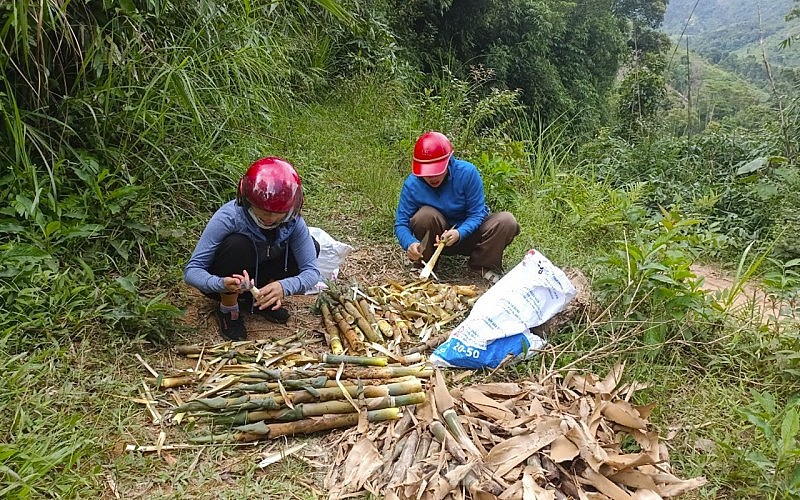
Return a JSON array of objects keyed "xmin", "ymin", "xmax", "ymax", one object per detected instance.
[
  {"xmin": 219, "ymin": 233, "xmax": 252, "ymax": 253},
  {"xmin": 210, "ymin": 233, "xmax": 255, "ymax": 277},
  {"xmin": 411, "ymin": 205, "xmax": 443, "ymax": 224},
  {"xmin": 495, "ymin": 212, "xmax": 520, "ymax": 235}
]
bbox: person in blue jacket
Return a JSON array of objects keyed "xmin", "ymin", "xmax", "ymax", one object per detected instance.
[
  {"xmin": 394, "ymin": 131, "xmax": 520, "ymax": 282},
  {"xmin": 184, "ymin": 157, "xmax": 320, "ymax": 340}
]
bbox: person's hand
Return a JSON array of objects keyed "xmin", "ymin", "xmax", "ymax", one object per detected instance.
[
  {"xmin": 222, "ymin": 269, "xmax": 252, "ymax": 293},
  {"xmin": 406, "ymin": 242, "xmax": 423, "ymax": 262},
  {"xmin": 438, "ymin": 229, "xmax": 460, "ymax": 247},
  {"xmin": 254, "ymin": 281, "xmax": 284, "ymax": 310}
]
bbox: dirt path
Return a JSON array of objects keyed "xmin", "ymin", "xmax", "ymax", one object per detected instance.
[{"xmin": 691, "ymin": 264, "xmax": 797, "ymax": 323}]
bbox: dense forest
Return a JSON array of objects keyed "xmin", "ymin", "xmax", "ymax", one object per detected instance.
[{"xmin": 2, "ymin": 0, "xmax": 800, "ymax": 498}]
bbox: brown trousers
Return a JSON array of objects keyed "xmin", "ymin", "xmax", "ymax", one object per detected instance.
[{"xmin": 410, "ymin": 206, "xmax": 520, "ymax": 272}]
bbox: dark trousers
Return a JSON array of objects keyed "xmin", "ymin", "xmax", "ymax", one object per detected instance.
[
  {"xmin": 205, "ymin": 233, "xmax": 320, "ymax": 300},
  {"xmin": 410, "ymin": 206, "xmax": 520, "ymax": 271}
]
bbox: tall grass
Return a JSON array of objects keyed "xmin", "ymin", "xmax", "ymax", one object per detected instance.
[{"xmin": 0, "ymin": 0, "xmax": 360, "ymax": 346}]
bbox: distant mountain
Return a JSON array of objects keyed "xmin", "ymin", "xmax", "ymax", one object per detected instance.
[
  {"xmin": 663, "ymin": 0, "xmax": 798, "ymax": 87},
  {"xmin": 663, "ymin": 0, "xmax": 794, "ymax": 39}
]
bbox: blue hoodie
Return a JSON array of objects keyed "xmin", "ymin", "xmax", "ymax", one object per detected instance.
[
  {"xmin": 184, "ymin": 200, "xmax": 320, "ymax": 296},
  {"xmin": 394, "ymin": 158, "xmax": 489, "ymax": 250}
]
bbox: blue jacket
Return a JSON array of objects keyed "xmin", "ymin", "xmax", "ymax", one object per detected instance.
[
  {"xmin": 394, "ymin": 157, "xmax": 489, "ymax": 250},
  {"xmin": 184, "ymin": 200, "xmax": 320, "ymax": 296}
]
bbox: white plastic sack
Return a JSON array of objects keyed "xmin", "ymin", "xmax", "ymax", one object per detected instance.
[
  {"xmin": 430, "ymin": 249, "xmax": 577, "ymax": 369},
  {"xmin": 307, "ymin": 227, "xmax": 353, "ymax": 294}
]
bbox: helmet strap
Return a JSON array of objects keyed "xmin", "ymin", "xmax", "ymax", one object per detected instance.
[{"xmin": 236, "ymin": 177, "xmax": 250, "ymax": 207}]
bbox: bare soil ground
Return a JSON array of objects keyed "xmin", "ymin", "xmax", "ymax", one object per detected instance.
[
  {"xmin": 691, "ymin": 264, "xmax": 799, "ymax": 323},
  {"xmin": 129, "ymin": 252, "xmax": 795, "ymax": 498},
  {"xmin": 175, "ymin": 243, "xmax": 492, "ymax": 347}
]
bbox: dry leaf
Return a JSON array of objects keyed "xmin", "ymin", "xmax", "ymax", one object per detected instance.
[
  {"xmin": 565, "ymin": 420, "xmax": 608, "ymax": 472},
  {"xmin": 654, "ymin": 476, "xmax": 708, "ymax": 497},
  {"xmin": 608, "ymin": 469, "xmax": 658, "ymax": 491},
  {"xmin": 566, "ymin": 372, "xmax": 601, "ymax": 394},
  {"xmin": 472, "ymin": 383, "xmax": 523, "ymax": 396},
  {"xmin": 549, "ymin": 435, "xmax": 579, "ymax": 463},
  {"xmin": 498, "ymin": 482, "xmax": 523, "ymax": 500},
  {"xmin": 463, "ymin": 388, "xmax": 515, "ymax": 422},
  {"xmin": 597, "ymin": 363, "xmax": 625, "ymax": 395},
  {"xmin": 634, "ymin": 403, "xmax": 656, "ymax": 420},
  {"xmin": 581, "ymin": 467, "xmax": 633, "ymax": 500},
  {"xmin": 445, "ymin": 461, "xmax": 478, "ymax": 489},
  {"xmin": 258, "ymin": 442, "xmax": 308, "ymax": 468},
  {"xmin": 603, "ymin": 452, "xmax": 655, "ymax": 470},
  {"xmin": 486, "ymin": 416, "xmax": 563, "ymax": 477},
  {"xmin": 630, "ymin": 490, "xmax": 662, "ymax": 500},
  {"xmin": 522, "ymin": 472, "xmax": 554, "ymax": 500},
  {"xmin": 601, "ymin": 401, "xmax": 647, "ymax": 429}
]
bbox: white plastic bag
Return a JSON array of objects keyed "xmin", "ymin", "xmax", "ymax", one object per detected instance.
[
  {"xmin": 430, "ymin": 249, "xmax": 576, "ymax": 369},
  {"xmin": 306, "ymin": 227, "xmax": 353, "ymax": 294}
]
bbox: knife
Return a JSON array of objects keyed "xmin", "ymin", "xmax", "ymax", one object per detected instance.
[{"xmin": 419, "ymin": 229, "xmax": 431, "ymax": 252}]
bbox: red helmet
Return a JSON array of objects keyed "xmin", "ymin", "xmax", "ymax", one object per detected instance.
[
  {"xmin": 412, "ymin": 131, "xmax": 453, "ymax": 177},
  {"xmin": 237, "ymin": 157, "xmax": 303, "ymax": 218}
]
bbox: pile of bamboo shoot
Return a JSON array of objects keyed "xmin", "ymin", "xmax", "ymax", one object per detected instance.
[
  {"xmin": 318, "ymin": 280, "xmax": 478, "ymax": 355},
  {"xmin": 325, "ymin": 365, "xmax": 707, "ymax": 500},
  {"xmin": 129, "ymin": 338, "xmax": 431, "ymax": 450}
]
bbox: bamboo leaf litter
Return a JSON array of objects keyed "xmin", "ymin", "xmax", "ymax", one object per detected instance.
[{"xmin": 128, "ymin": 279, "xmax": 708, "ymax": 498}]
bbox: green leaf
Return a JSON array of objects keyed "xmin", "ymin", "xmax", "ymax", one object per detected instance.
[
  {"xmin": 649, "ymin": 274, "xmax": 679, "ymax": 286},
  {"xmin": 44, "ymin": 221, "xmax": 61, "ymax": 238},
  {"xmin": 780, "ymin": 408, "xmax": 799, "ymax": 453},
  {"xmin": 736, "ymin": 157, "xmax": 767, "ymax": 175},
  {"xmin": 789, "ymin": 463, "xmax": 800, "ymax": 489},
  {"xmin": 115, "ymin": 276, "xmax": 137, "ymax": 294}
]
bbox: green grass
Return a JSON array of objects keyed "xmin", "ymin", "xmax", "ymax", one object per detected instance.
[{"xmin": 3, "ymin": 12, "xmax": 800, "ymax": 494}]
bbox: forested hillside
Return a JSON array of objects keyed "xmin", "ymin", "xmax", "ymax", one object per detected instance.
[
  {"xmin": 2, "ymin": 1, "xmax": 800, "ymax": 498},
  {"xmin": 663, "ymin": 0, "xmax": 793, "ymax": 36},
  {"xmin": 664, "ymin": 0, "xmax": 800, "ymax": 84}
]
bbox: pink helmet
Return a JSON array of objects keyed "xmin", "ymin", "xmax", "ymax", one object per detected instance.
[
  {"xmin": 237, "ymin": 157, "xmax": 304, "ymax": 218},
  {"xmin": 412, "ymin": 131, "xmax": 453, "ymax": 177}
]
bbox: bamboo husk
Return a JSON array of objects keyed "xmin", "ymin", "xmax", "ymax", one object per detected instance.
[
  {"xmin": 430, "ymin": 421, "xmax": 469, "ymax": 464},
  {"xmin": 222, "ymin": 392, "xmax": 426, "ymax": 425},
  {"xmin": 407, "ymin": 333, "xmax": 449, "ymax": 354},
  {"xmin": 174, "ymin": 335, "xmax": 303, "ymax": 357},
  {"xmin": 414, "ymin": 431, "xmax": 433, "ymax": 462},
  {"xmin": 235, "ymin": 375, "xmax": 420, "ymax": 393},
  {"xmin": 388, "ymin": 429, "xmax": 419, "ymax": 487},
  {"xmin": 320, "ymin": 302, "xmax": 344, "ymax": 354},
  {"xmin": 190, "ymin": 408, "xmax": 403, "ymax": 443},
  {"xmin": 420, "ymin": 241, "xmax": 446, "ymax": 279},
  {"xmin": 443, "ymin": 408, "xmax": 484, "ymax": 459}
]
